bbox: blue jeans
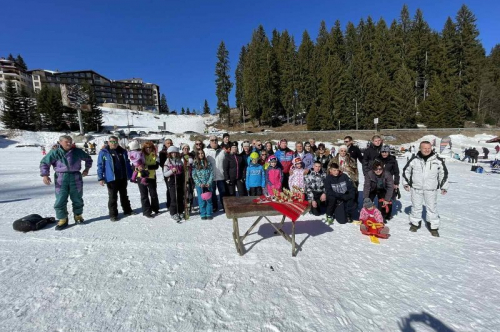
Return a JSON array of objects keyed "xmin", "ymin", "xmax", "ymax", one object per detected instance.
[
  {"xmin": 196, "ymin": 186, "xmax": 213, "ymax": 218},
  {"xmin": 211, "ymin": 180, "xmax": 225, "ymax": 211}
]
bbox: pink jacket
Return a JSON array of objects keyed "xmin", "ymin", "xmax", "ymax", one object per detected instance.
[
  {"xmin": 129, "ymin": 150, "xmax": 145, "ymax": 167},
  {"xmin": 359, "ymin": 207, "xmax": 383, "ymax": 224},
  {"xmin": 266, "ymin": 166, "xmax": 283, "ymax": 194}
]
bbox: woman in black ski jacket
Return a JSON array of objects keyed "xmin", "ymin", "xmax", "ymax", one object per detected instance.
[{"xmin": 223, "ymin": 141, "xmax": 247, "ymax": 196}]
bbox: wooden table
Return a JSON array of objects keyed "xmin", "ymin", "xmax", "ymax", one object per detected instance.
[{"xmin": 224, "ymin": 196, "xmax": 310, "ymax": 257}]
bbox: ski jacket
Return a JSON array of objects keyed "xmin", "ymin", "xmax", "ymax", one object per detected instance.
[
  {"xmin": 359, "ymin": 207, "xmax": 383, "ymax": 224},
  {"xmin": 192, "ymin": 160, "xmax": 214, "ymax": 187},
  {"xmin": 163, "ymin": 157, "xmax": 184, "ymax": 185},
  {"xmin": 246, "ymin": 162, "xmax": 265, "ymax": 190},
  {"xmin": 324, "ymin": 172, "xmax": 355, "ymax": 200},
  {"xmin": 129, "ymin": 150, "xmax": 145, "ymax": 167},
  {"xmin": 223, "ymin": 153, "xmax": 246, "ymax": 182},
  {"xmin": 376, "ymin": 154, "xmax": 400, "ymax": 185},
  {"xmin": 469, "ymin": 149, "xmax": 480, "ymax": 158},
  {"xmin": 274, "ymin": 148, "xmax": 294, "ymax": 174},
  {"xmin": 315, "ymin": 151, "xmax": 332, "ymax": 173},
  {"xmin": 40, "ymin": 147, "xmax": 93, "ymax": 176},
  {"xmin": 139, "ymin": 153, "xmax": 159, "ymax": 179},
  {"xmin": 97, "ymin": 146, "xmax": 132, "ymax": 183},
  {"xmin": 402, "ymin": 152, "xmax": 449, "ymax": 191},
  {"xmin": 330, "ymin": 153, "xmax": 359, "ymax": 184},
  {"xmin": 362, "ymin": 143, "xmax": 382, "ymax": 175},
  {"xmin": 348, "ymin": 145, "xmax": 363, "ymax": 163},
  {"xmin": 305, "ymin": 170, "xmax": 326, "ymax": 200},
  {"xmin": 288, "ymin": 166, "xmax": 306, "ymax": 190},
  {"xmin": 265, "ymin": 165, "xmax": 283, "ymax": 194},
  {"xmin": 205, "ymin": 147, "xmax": 226, "ymax": 181},
  {"xmin": 363, "ymin": 170, "xmax": 394, "ymax": 201},
  {"xmin": 301, "ymin": 152, "xmax": 315, "ymax": 170}
]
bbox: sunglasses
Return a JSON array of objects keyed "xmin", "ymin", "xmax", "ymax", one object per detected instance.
[
  {"xmin": 210, "ymin": 139, "xmax": 217, "ymax": 142},
  {"xmin": 109, "ymin": 141, "xmax": 118, "ymax": 144},
  {"xmin": 381, "ymin": 151, "xmax": 389, "ymax": 153},
  {"xmin": 195, "ymin": 143, "xmax": 202, "ymax": 145},
  {"xmin": 375, "ymin": 167, "xmax": 383, "ymax": 171}
]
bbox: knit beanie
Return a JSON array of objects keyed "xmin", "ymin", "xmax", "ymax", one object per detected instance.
[{"xmin": 363, "ymin": 198, "xmax": 374, "ymax": 209}]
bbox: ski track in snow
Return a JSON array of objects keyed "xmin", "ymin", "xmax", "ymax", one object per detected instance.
[{"xmin": 1, "ymin": 148, "xmax": 500, "ymax": 332}]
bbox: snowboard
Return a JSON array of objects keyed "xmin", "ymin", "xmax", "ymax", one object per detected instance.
[{"xmin": 183, "ymin": 155, "xmax": 190, "ymax": 220}]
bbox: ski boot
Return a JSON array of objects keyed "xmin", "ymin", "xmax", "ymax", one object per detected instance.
[
  {"xmin": 409, "ymin": 224, "xmax": 418, "ymax": 232},
  {"xmin": 430, "ymin": 229, "xmax": 440, "ymax": 237},
  {"xmin": 55, "ymin": 218, "xmax": 68, "ymax": 231},
  {"xmin": 326, "ymin": 216, "xmax": 334, "ymax": 225},
  {"xmin": 74, "ymin": 215, "xmax": 85, "ymax": 225}
]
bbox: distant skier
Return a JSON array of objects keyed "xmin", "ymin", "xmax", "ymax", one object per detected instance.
[
  {"xmin": 40, "ymin": 135, "xmax": 93, "ymax": 230},
  {"xmin": 403, "ymin": 141, "xmax": 449, "ymax": 237}
]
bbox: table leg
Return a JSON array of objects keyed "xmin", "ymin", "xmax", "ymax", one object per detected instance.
[
  {"xmin": 274, "ymin": 215, "xmax": 287, "ymax": 234},
  {"xmin": 232, "ymin": 218, "xmax": 243, "ymax": 255}
]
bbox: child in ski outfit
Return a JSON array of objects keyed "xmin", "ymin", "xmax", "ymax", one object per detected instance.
[
  {"xmin": 265, "ymin": 155, "xmax": 283, "ymax": 196},
  {"xmin": 128, "ymin": 140, "xmax": 148, "ymax": 185},
  {"xmin": 246, "ymin": 152, "xmax": 266, "ymax": 196},
  {"xmin": 359, "ymin": 198, "xmax": 389, "ymax": 237},
  {"xmin": 163, "ymin": 146, "xmax": 185, "ymax": 222},
  {"xmin": 288, "ymin": 157, "xmax": 306, "ymax": 191}
]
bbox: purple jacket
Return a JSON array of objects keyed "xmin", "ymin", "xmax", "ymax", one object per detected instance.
[{"xmin": 40, "ymin": 147, "xmax": 93, "ymax": 176}]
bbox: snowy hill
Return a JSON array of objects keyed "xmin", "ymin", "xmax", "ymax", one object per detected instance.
[
  {"xmin": 100, "ymin": 107, "xmax": 217, "ymax": 134},
  {"xmin": 0, "ymin": 146, "xmax": 499, "ymax": 331}
]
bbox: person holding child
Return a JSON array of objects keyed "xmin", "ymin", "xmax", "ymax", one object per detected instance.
[{"xmin": 363, "ymin": 161, "xmax": 394, "ymax": 223}]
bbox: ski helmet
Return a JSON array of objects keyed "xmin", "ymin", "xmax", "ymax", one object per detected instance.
[{"xmin": 250, "ymin": 152, "xmax": 259, "ymax": 160}]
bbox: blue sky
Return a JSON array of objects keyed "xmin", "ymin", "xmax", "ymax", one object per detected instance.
[{"xmin": 2, "ymin": 0, "xmax": 499, "ymax": 113}]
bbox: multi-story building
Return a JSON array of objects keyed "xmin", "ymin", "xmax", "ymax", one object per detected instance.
[
  {"xmin": 0, "ymin": 58, "xmax": 34, "ymax": 93},
  {"xmin": 28, "ymin": 69, "xmax": 160, "ymax": 112}
]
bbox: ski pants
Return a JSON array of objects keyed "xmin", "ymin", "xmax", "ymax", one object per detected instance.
[
  {"xmin": 248, "ymin": 187, "xmax": 263, "ymax": 196},
  {"xmin": 167, "ymin": 178, "xmax": 184, "ymax": 216},
  {"xmin": 54, "ymin": 172, "xmax": 84, "ymax": 220},
  {"xmin": 225, "ymin": 179, "xmax": 247, "ymax": 197},
  {"xmin": 106, "ymin": 178, "xmax": 132, "ymax": 218},
  {"xmin": 138, "ymin": 178, "xmax": 159, "ymax": 216},
  {"xmin": 309, "ymin": 191, "xmax": 324, "ymax": 216},
  {"xmin": 195, "ymin": 186, "xmax": 213, "ymax": 218},
  {"xmin": 211, "ymin": 180, "xmax": 225, "ymax": 211},
  {"xmin": 409, "ymin": 188, "xmax": 440, "ymax": 230}
]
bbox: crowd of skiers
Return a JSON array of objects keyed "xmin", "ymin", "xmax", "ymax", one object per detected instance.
[{"xmin": 40, "ymin": 133, "xmax": 449, "ymax": 237}]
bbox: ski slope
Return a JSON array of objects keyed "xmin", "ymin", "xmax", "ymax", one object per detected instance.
[{"xmin": 0, "ymin": 142, "xmax": 499, "ymax": 331}]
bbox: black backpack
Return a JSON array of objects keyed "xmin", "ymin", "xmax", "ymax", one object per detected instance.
[{"xmin": 13, "ymin": 214, "xmax": 56, "ymax": 232}]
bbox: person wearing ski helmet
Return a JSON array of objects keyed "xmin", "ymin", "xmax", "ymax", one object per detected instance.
[
  {"xmin": 246, "ymin": 152, "xmax": 265, "ymax": 196},
  {"xmin": 265, "ymin": 155, "xmax": 283, "ymax": 195},
  {"xmin": 163, "ymin": 146, "xmax": 185, "ymax": 222},
  {"xmin": 288, "ymin": 157, "xmax": 306, "ymax": 191}
]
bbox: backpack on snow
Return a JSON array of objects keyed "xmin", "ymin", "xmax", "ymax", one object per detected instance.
[{"xmin": 13, "ymin": 214, "xmax": 56, "ymax": 232}]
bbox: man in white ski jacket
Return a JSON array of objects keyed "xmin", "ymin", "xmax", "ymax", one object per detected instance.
[
  {"xmin": 206, "ymin": 135, "xmax": 226, "ymax": 212},
  {"xmin": 403, "ymin": 141, "xmax": 449, "ymax": 237}
]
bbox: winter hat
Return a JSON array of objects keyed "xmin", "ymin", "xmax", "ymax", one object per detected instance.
[
  {"xmin": 180, "ymin": 143, "xmax": 189, "ymax": 150},
  {"xmin": 293, "ymin": 157, "xmax": 302, "ymax": 165},
  {"xmin": 230, "ymin": 141, "xmax": 238, "ymax": 147},
  {"xmin": 167, "ymin": 146, "xmax": 179, "ymax": 154},
  {"xmin": 128, "ymin": 140, "xmax": 140, "ymax": 150},
  {"xmin": 363, "ymin": 198, "xmax": 374, "ymax": 209},
  {"xmin": 268, "ymin": 155, "xmax": 278, "ymax": 163},
  {"xmin": 250, "ymin": 152, "xmax": 259, "ymax": 160},
  {"xmin": 381, "ymin": 145, "xmax": 391, "ymax": 153},
  {"xmin": 339, "ymin": 145, "xmax": 348, "ymax": 152},
  {"xmin": 242, "ymin": 141, "xmax": 251, "ymax": 147}
]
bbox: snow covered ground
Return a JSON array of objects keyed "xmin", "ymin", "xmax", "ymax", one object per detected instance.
[{"xmin": 1, "ymin": 140, "xmax": 499, "ymax": 331}]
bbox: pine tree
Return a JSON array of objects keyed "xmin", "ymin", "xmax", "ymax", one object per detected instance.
[
  {"xmin": 36, "ymin": 86, "xmax": 66, "ymax": 131},
  {"xmin": 181, "ymin": 107, "xmax": 185, "ymax": 115},
  {"xmin": 18, "ymin": 86, "xmax": 38, "ymax": 130},
  {"xmin": 0, "ymin": 80, "xmax": 20, "ymax": 129},
  {"xmin": 235, "ymin": 46, "xmax": 247, "ymax": 122},
  {"xmin": 15, "ymin": 54, "xmax": 28, "ymax": 70},
  {"xmin": 390, "ymin": 64, "xmax": 416, "ymax": 128},
  {"xmin": 203, "ymin": 99, "xmax": 210, "ymax": 114},
  {"xmin": 186, "ymin": 107, "xmax": 191, "ymax": 115},
  {"xmin": 215, "ymin": 41, "xmax": 233, "ymax": 125},
  {"xmin": 160, "ymin": 94, "xmax": 169, "ymax": 113},
  {"xmin": 7, "ymin": 54, "xmax": 15, "ymax": 61},
  {"xmin": 297, "ymin": 30, "xmax": 315, "ymax": 124},
  {"xmin": 83, "ymin": 84, "xmax": 103, "ymax": 132}
]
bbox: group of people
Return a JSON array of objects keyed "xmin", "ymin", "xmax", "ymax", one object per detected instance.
[{"xmin": 40, "ymin": 133, "xmax": 449, "ymax": 237}]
